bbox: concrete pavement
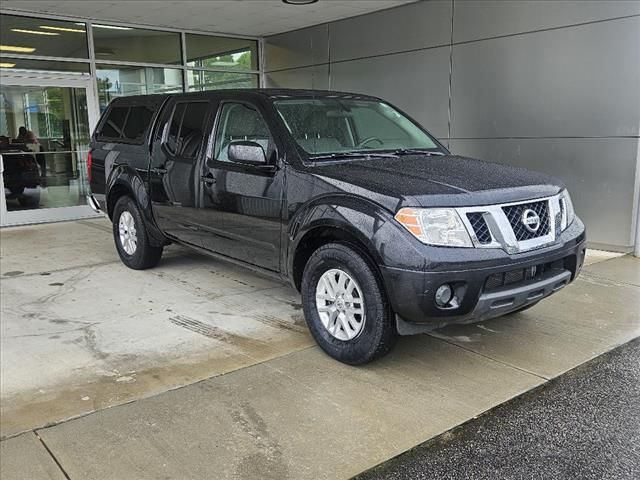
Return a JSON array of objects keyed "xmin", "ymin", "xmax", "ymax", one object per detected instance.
[
  {"xmin": 1, "ymin": 219, "xmax": 313, "ymax": 437},
  {"xmin": 0, "ymin": 218, "xmax": 638, "ymax": 479}
]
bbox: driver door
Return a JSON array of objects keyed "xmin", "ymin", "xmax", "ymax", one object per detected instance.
[{"xmin": 196, "ymin": 101, "xmax": 283, "ymax": 271}]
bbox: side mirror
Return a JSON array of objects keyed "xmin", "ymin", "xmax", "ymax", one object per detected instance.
[{"xmin": 228, "ymin": 141, "xmax": 267, "ymax": 166}]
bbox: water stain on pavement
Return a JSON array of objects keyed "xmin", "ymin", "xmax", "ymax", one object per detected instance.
[
  {"xmin": 232, "ymin": 402, "xmax": 288, "ymax": 480},
  {"xmin": 2, "ymin": 271, "xmax": 23, "ymax": 277},
  {"xmin": 0, "ymin": 343, "xmax": 313, "ymax": 439}
]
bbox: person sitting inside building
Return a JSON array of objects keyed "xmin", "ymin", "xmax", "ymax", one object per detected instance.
[{"xmin": 14, "ymin": 126, "xmax": 28, "ymax": 143}]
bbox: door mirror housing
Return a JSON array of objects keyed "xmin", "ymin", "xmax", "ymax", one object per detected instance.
[{"xmin": 228, "ymin": 141, "xmax": 267, "ymax": 166}]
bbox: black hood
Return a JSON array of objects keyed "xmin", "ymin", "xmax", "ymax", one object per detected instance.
[{"xmin": 303, "ymin": 154, "xmax": 564, "ymax": 210}]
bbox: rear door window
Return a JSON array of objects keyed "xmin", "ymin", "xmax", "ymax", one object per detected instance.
[
  {"xmin": 166, "ymin": 103, "xmax": 186, "ymax": 153},
  {"xmin": 164, "ymin": 101, "xmax": 209, "ymax": 158}
]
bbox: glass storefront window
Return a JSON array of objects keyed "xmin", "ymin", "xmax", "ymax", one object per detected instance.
[
  {"xmin": 93, "ymin": 25, "xmax": 182, "ymax": 64},
  {"xmin": 1, "ymin": 14, "xmax": 262, "ymax": 224},
  {"xmin": 0, "ymin": 14, "xmax": 88, "ymax": 58},
  {"xmin": 0, "ymin": 57, "xmax": 89, "ymax": 74},
  {"xmin": 1, "ymin": 85, "xmax": 91, "ymax": 211},
  {"xmin": 185, "ymin": 34, "xmax": 257, "ymax": 71},
  {"xmin": 96, "ymin": 65, "xmax": 183, "ymax": 109},
  {"xmin": 187, "ymin": 70, "xmax": 258, "ymax": 92}
]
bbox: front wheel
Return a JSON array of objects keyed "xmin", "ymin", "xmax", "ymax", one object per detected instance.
[
  {"xmin": 112, "ymin": 196, "xmax": 163, "ymax": 270},
  {"xmin": 301, "ymin": 243, "xmax": 396, "ymax": 365}
]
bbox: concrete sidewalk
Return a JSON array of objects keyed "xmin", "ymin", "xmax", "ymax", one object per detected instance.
[{"xmin": 1, "ymin": 219, "xmax": 638, "ymax": 479}]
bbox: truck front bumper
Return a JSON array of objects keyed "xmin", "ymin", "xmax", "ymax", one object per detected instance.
[{"xmin": 380, "ymin": 219, "xmax": 587, "ymax": 334}]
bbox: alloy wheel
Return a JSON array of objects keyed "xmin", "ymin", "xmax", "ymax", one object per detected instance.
[
  {"xmin": 315, "ymin": 268, "xmax": 366, "ymax": 341},
  {"xmin": 118, "ymin": 211, "xmax": 138, "ymax": 255}
]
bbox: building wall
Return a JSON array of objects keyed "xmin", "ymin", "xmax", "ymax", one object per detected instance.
[{"xmin": 264, "ymin": 0, "xmax": 640, "ymax": 251}]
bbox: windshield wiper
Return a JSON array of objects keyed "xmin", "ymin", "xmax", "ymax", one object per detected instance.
[
  {"xmin": 393, "ymin": 149, "xmax": 446, "ymax": 156},
  {"xmin": 309, "ymin": 152, "xmax": 399, "ymax": 161}
]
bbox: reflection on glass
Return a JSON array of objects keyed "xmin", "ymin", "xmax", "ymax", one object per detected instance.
[
  {"xmin": 96, "ymin": 65, "xmax": 183, "ymax": 108},
  {"xmin": 0, "ymin": 14, "xmax": 88, "ymax": 58},
  {"xmin": 187, "ymin": 70, "xmax": 258, "ymax": 92},
  {"xmin": 93, "ymin": 25, "xmax": 181, "ymax": 64},
  {"xmin": 1, "ymin": 85, "xmax": 91, "ymax": 211},
  {"xmin": 0, "ymin": 56, "xmax": 89, "ymax": 73},
  {"xmin": 186, "ymin": 34, "xmax": 257, "ymax": 70}
]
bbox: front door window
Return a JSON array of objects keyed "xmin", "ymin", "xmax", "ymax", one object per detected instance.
[{"xmin": 213, "ymin": 102, "xmax": 273, "ymax": 163}]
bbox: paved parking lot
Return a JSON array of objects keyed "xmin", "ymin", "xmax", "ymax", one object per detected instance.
[
  {"xmin": 357, "ymin": 338, "xmax": 640, "ymax": 480},
  {"xmin": 1, "ymin": 218, "xmax": 638, "ymax": 479}
]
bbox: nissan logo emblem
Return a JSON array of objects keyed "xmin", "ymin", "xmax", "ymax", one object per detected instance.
[{"xmin": 521, "ymin": 209, "xmax": 541, "ymax": 233}]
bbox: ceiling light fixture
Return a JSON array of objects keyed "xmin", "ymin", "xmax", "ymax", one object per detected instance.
[
  {"xmin": 79, "ymin": 23, "xmax": 133, "ymax": 31},
  {"xmin": 282, "ymin": 0, "xmax": 319, "ymax": 4},
  {"xmin": 0, "ymin": 45, "xmax": 36, "ymax": 53},
  {"xmin": 40, "ymin": 25, "xmax": 86, "ymax": 33},
  {"xmin": 11, "ymin": 28, "xmax": 59, "ymax": 36},
  {"xmin": 0, "ymin": 62, "xmax": 17, "ymax": 68}
]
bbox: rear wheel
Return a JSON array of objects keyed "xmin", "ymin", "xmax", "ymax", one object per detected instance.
[
  {"xmin": 112, "ymin": 196, "xmax": 163, "ymax": 270},
  {"xmin": 301, "ymin": 243, "xmax": 396, "ymax": 365}
]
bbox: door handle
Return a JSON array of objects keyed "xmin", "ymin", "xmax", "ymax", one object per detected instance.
[
  {"xmin": 201, "ymin": 174, "xmax": 216, "ymax": 185},
  {"xmin": 152, "ymin": 167, "xmax": 167, "ymax": 175}
]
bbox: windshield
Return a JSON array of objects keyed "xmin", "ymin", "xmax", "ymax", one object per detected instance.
[{"xmin": 273, "ymin": 98, "xmax": 441, "ymax": 157}]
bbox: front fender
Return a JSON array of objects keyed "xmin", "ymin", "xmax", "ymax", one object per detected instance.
[
  {"xmin": 287, "ymin": 194, "xmax": 427, "ymax": 279},
  {"xmin": 106, "ymin": 164, "xmax": 167, "ymax": 247}
]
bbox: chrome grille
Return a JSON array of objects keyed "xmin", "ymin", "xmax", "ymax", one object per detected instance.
[
  {"xmin": 456, "ymin": 194, "xmax": 561, "ymax": 254},
  {"xmin": 466, "ymin": 212, "xmax": 492, "ymax": 244},
  {"xmin": 502, "ymin": 200, "xmax": 550, "ymax": 241}
]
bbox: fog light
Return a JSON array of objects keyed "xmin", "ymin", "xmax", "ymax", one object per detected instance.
[{"xmin": 435, "ymin": 284, "xmax": 453, "ymax": 307}]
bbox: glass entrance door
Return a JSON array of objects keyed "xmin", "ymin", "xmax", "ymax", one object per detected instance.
[{"xmin": 0, "ymin": 76, "xmax": 99, "ymax": 226}]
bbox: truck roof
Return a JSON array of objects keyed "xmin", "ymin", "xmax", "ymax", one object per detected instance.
[{"xmin": 107, "ymin": 88, "xmax": 381, "ymax": 106}]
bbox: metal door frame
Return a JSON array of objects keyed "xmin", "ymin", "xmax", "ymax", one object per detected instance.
[{"xmin": 0, "ymin": 71, "xmax": 102, "ymax": 226}]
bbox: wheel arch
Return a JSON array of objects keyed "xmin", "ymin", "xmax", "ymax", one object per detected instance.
[
  {"xmin": 106, "ymin": 182, "xmax": 134, "ymax": 219},
  {"xmin": 106, "ymin": 166, "xmax": 168, "ymax": 247},
  {"xmin": 290, "ymin": 223, "xmax": 385, "ymax": 292}
]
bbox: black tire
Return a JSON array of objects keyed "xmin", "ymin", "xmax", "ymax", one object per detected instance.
[
  {"xmin": 301, "ymin": 243, "xmax": 397, "ymax": 365},
  {"xmin": 112, "ymin": 196, "xmax": 163, "ymax": 270}
]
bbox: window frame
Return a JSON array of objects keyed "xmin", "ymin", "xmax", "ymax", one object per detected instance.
[{"xmin": 208, "ymin": 99, "xmax": 276, "ymax": 168}]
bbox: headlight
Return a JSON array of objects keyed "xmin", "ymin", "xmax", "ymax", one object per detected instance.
[
  {"xmin": 559, "ymin": 190, "xmax": 575, "ymax": 231},
  {"xmin": 395, "ymin": 208, "xmax": 473, "ymax": 247}
]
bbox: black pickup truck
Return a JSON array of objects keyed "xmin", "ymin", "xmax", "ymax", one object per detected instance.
[{"xmin": 88, "ymin": 89, "xmax": 586, "ymax": 364}]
